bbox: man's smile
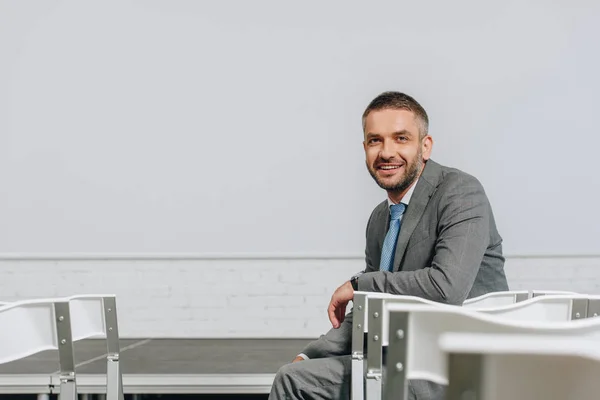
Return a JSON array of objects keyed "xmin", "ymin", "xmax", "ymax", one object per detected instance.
[{"xmin": 376, "ymin": 163, "xmax": 404, "ymax": 176}]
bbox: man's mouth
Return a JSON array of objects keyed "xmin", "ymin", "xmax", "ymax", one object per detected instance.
[{"xmin": 377, "ymin": 164, "xmax": 403, "ymax": 171}]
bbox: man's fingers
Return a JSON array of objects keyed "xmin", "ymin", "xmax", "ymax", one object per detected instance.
[
  {"xmin": 328, "ymin": 300, "xmax": 339, "ymax": 328},
  {"xmin": 337, "ymin": 304, "xmax": 346, "ymax": 324},
  {"xmin": 329, "ymin": 284, "xmax": 353, "ymax": 329}
]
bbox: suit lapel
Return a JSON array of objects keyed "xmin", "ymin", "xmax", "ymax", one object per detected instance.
[
  {"xmin": 392, "ymin": 160, "xmax": 442, "ymax": 272},
  {"xmin": 375, "ymin": 201, "xmax": 390, "ymax": 252}
]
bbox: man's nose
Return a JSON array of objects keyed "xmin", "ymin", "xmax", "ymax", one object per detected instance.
[{"xmin": 379, "ymin": 139, "xmax": 396, "ymax": 159}]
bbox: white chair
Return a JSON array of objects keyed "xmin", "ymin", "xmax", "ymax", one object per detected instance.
[
  {"xmin": 354, "ymin": 291, "xmax": 588, "ymax": 400},
  {"xmin": 376, "ymin": 293, "xmax": 600, "ymax": 399},
  {"xmin": 382, "ymin": 303, "xmax": 600, "ymax": 400},
  {"xmin": 0, "ymin": 297, "xmax": 79, "ymax": 400},
  {"xmin": 440, "ymin": 332, "xmax": 600, "ymax": 400},
  {"xmin": 353, "ymin": 291, "xmax": 585, "ymax": 400},
  {"xmin": 357, "ymin": 293, "xmax": 459, "ymax": 400},
  {"xmin": 351, "ymin": 292, "xmax": 426, "ymax": 400},
  {"xmin": 0, "ymin": 295, "xmax": 122, "ymax": 400}
]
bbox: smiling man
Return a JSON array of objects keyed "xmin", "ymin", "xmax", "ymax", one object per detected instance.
[{"xmin": 268, "ymin": 91, "xmax": 509, "ymax": 400}]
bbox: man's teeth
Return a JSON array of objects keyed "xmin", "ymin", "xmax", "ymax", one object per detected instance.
[{"xmin": 380, "ymin": 166, "xmax": 399, "ymax": 170}]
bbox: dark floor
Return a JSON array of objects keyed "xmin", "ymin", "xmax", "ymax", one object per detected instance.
[
  {"xmin": 79, "ymin": 338, "xmax": 312, "ymax": 374},
  {"xmin": 0, "ymin": 338, "xmax": 315, "ymax": 397},
  {"xmin": 0, "ymin": 338, "xmax": 313, "ymax": 375}
]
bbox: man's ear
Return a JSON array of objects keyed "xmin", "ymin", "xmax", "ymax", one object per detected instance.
[{"xmin": 421, "ymin": 135, "xmax": 433, "ymax": 161}]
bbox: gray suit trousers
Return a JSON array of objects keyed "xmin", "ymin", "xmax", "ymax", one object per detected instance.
[{"xmin": 268, "ymin": 355, "xmax": 445, "ymax": 400}]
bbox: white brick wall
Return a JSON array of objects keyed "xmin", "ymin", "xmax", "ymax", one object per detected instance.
[{"xmin": 0, "ymin": 256, "xmax": 599, "ymax": 338}]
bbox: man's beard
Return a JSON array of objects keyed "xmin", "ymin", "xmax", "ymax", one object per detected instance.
[{"xmin": 366, "ymin": 151, "xmax": 423, "ymax": 194}]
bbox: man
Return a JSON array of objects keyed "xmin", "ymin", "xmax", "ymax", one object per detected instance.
[{"xmin": 268, "ymin": 91, "xmax": 509, "ymax": 399}]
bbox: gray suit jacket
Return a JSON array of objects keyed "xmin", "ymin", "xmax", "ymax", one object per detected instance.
[{"xmin": 301, "ymin": 159, "xmax": 509, "ymax": 360}]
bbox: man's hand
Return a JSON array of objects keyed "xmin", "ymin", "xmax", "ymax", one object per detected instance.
[
  {"xmin": 292, "ymin": 356, "xmax": 304, "ymax": 363},
  {"xmin": 328, "ymin": 280, "xmax": 354, "ymax": 328}
]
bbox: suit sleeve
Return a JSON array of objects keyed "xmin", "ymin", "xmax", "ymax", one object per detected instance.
[
  {"xmin": 298, "ymin": 310, "xmax": 353, "ymax": 359},
  {"xmin": 364, "ymin": 208, "xmax": 377, "ymax": 272},
  {"xmin": 356, "ymin": 173, "xmax": 490, "ymax": 305}
]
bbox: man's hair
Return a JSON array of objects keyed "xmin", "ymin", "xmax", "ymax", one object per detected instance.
[{"xmin": 362, "ymin": 91, "xmax": 429, "ymax": 139}]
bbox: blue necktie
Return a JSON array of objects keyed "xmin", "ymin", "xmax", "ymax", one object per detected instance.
[{"xmin": 379, "ymin": 203, "xmax": 407, "ymax": 272}]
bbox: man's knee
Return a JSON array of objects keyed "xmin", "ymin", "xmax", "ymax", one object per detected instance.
[
  {"xmin": 272, "ymin": 362, "xmax": 304, "ymax": 394},
  {"xmin": 273, "ymin": 362, "xmax": 293, "ymax": 383},
  {"xmin": 270, "ymin": 357, "xmax": 350, "ymax": 400}
]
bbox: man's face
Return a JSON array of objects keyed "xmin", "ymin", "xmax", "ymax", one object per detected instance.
[{"xmin": 363, "ymin": 108, "xmax": 432, "ymax": 194}]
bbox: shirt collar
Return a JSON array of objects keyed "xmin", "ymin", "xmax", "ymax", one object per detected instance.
[{"xmin": 387, "ymin": 178, "xmax": 418, "ymax": 207}]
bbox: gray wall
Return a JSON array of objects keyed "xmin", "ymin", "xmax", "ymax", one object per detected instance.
[{"xmin": 1, "ymin": 1, "xmax": 599, "ymax": 257}]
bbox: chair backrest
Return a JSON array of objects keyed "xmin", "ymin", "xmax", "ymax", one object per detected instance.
[
  {"xmin": 0, "ymin": 294, "xmax": 121, "ymax": 400},
  {"xmin": 463, "ymin": 290, "xmax": 577, "ymax": 308},
  {"xmin": 353, "ymin": 292, "xmax": 397, "ymax": 332},
  {"xmin": 440, "ymin": 332, "xmax": 600, "ymax": 400},
  {"xmin": 475, "ymin": 294, "xmax": 600, "ymax": 322},
  {"xmin": 363, "ymin": 293, "xmax": 440, "ymax": 332},
  {"xmin": 463, "ymin": 290, "xmax": 530, "ymax": 307},
  {"xmin": 532, "ymin": 289, "xmax": 578, "ymax": 297},
  {"xmin": 378, "ymin": 294, "xmax": 598, "ymax": 347},
  {"xmin": 0, "ymin": 294, "xmax": 119, "ymax": 365},
  {"xmin": 0, "ymin": 299, "xmax": 59, "ymax": 364},
  {"xmin": 67, "ymin": 294, "xmax": 116, "ymax": 341},
  {"xmin": 356, "ymin": 290, "xmax": 584, "ymax": 335},
  {"xmin": 383, "ymin": 302, "xmax": 600, "ymax": 400}
]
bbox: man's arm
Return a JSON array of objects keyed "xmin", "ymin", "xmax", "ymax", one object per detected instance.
[
  {"xmin": 297, "ymin": 309, "xmax": 354, "ymax": 359},
  {"xmin": 296, "ymin": 208, "xmax": 379, "ymax": 359},
  {"xmin": 357, "ymin": 173, "xmax": 490, "ymax": 305}
]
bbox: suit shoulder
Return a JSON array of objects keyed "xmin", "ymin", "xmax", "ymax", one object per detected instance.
[{"xmin": 437, "ymin": 164, "xmax": 486, "ymax": 193}]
